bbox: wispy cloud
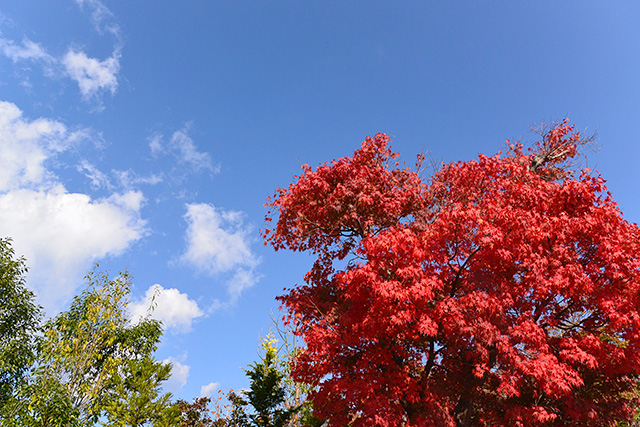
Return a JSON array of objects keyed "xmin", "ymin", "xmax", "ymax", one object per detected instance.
[
  {"xmin": 149, "ymin": 125, "xmax": 219, "ymax": 174},
  {"xmin": 148, "ymin": 133, "xmax": 164, "ymax": 156},
  {"xmin": 75, "ymin": 163, "xmax": 164, "ymax": 192},
  {"xmin": 169, "ymin": 126, "xmax": 217, "ymax": 172},
  {"xmin": 226, "ymin": 268, "xmax": 261, "ymax": 302},
  {"xmin": 0, "ymin": 0, "xmax": 122, "ymax": 107},
  {"xmin": 113, "ymin": 169, "xmax": 163, "ymax": 189},
  {"xmin": 77, "ymin": 159, "xmax": 112, "ymax": 189},
  {"xmin": 0, "ymin": 37, "xmax": 54, "ymax": 63},
  {"xmin": 74, "ymin": 0, "xmax": 121, "ymax": 38},
  {"xmin": 181, "ymin": 203, "xmax": 261, "ymax": 302},
  {"xmin": 0, "ymin": 35, "xmax": 121, "ymax": 105},
  {"xmin": 130, "ymin": 284, "xmax": 204, "ymax": 333}
]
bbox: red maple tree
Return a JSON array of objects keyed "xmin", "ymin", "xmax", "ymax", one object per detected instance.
[{"xmin": 263, "ymin": 123, "xmax": 640, "ymax": 426}]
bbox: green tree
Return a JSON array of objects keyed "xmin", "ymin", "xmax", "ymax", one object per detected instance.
[
  {"xmin": 245, "ymin": 336, "xmax": 293, "ymax": 427},
  {"xmin": 15, "ymin": 268, "xmax": 173, "ymax": 427},
  {"xmin": 102, "ymin": 357, "xmax": 174, "ymax": 427},
  {"xmin": 212, "ymin": 332, "xmax": 322, "ymax": 427},
  {"xmin": 0, "ymin": 238, "xmax": 42, "ymax": 422}
]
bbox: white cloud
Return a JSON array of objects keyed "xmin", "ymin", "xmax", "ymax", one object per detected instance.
[
  {"xmin": 227, "ymin": 268, "xmax": 260, "ymax": 301},
  {"xmin": 2, "ymin": 0, "xmax": 122, "ymax": 106},
  {"xmin": 76, "ymin": 165, "xmax": 163, "ymax": 192},
  {"xmin": 149, "ymin": 125, "xmax": 219, "ymax": 174},
  {"xmin": 0, "ymin": 187, "xmax": 146, "ymax": 310},
  {"xmin": 0, "ymin": 101, "xmax": 147, "ymax": 311},
  {"xmin": 170, "ymin": 127, "xmax": 217, "ymax": 172},
  {"xmin": 113, "ymin": 169, "xmax": 163, "ymax": 189},
  {"xmin": 163, "ymin": 356, "xmax": 190, "ymax": 393},
  {"xmin": 77, "ymin": 159, "xmax": 112, "ymax": 189},
  {"xmin": 0, "ymin": 37, "xmax": 54, "ymax": 63},
  {"xmin": 181, "ymin": 204, "xmax": 261, "ymax": 300},
  {"xmin": 0, "ymin": 101, "xmax": 69, "ymax": 191},
  {"xmin": 63, "ymin": 49, "xmax": 120, "ymax": 100},
  {"xmin": 0, "ymin": 102, "xmax": 101, "ymax": 191},
  {"xmin": 130, "ymin": 284, "xmax": 204, "ymax": 333},
  {"xmin": 0, "ymin": 37, "xmax": 120, "ymax": 105},
  {"xmin": 108, "ymin": 190, "xmax": 145, "ymax": 212},
  {"xmin": 148, "ymin": 133, "xmax": 164, "ymax": 157},
  {"xmin": 200, "ymin": 382, "xmax": 220, "ymax": 398},
  {"xmin": 74, "ymin": 0, "xmax": 121, "ymax": 38},
  {"xmin": 182, "ymin": 204, "xmax": 259, "ymax": 273}
]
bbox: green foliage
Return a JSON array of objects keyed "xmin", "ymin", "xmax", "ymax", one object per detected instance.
[
  {"xmin": 212, "ymin": 332, "xmax": 323, "ymax": 427},
  {"xmin": 0, "ymin": 238, "xmax": 42, "ymax": 421},
  {"xmin": 244, "ymin": 336, "xmax": 292, "ymax": 427},
  {"xmin": 102, "ymin": 357, "xmax": 173, "ymax": 427},
  {"xmin": 11, "ymin": 373, "xmax": 79, "ymax": 427},
  {"xmin": 8, "ymin": 267, "xmax": 172, "ymax": 427},
  {"xmin": 0, "ymin": 240, "xmax": 325, "ymax": 427}
]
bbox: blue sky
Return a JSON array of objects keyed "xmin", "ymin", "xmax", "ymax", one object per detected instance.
[{"xmin": 1, "ymin": 0, "xmax": 639, "ymax": 400}]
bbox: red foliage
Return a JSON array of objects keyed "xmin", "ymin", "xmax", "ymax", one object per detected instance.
[{"xmin": 263, "ymin": 129, "xmax": 640, "ymax": 426}]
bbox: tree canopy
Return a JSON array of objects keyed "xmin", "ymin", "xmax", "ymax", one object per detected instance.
[
  {"xmin": 1, "ymin": 267, "xmax": 175, "ymax": 427},
  {"xmin": 264, "ymin": 123, "xmax": 640, "ymax": 426},
  {"xmin": 0, "ymin": 238, "xmax": 42, "ymax": 416},
  {"xmin": 2, "ymin": 121, "xmax": 640, "ymax": 427}
]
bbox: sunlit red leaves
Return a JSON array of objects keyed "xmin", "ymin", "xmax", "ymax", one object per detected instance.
[
  {"xmin": 266, "ymin": 129, "xmax": 640, "ymax": 426},
  {"xmin": 262, "ymin": 133, "xmax": 423, "ymax": 256}
]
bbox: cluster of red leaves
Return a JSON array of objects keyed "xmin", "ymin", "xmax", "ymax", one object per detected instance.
[
  {"xmin": 263, "ymin": 133, "xmax": 423, "ymax": 290},
  {"xmin": 264, "ymin": 128, "xmax": 640, "ymax": 426}
]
